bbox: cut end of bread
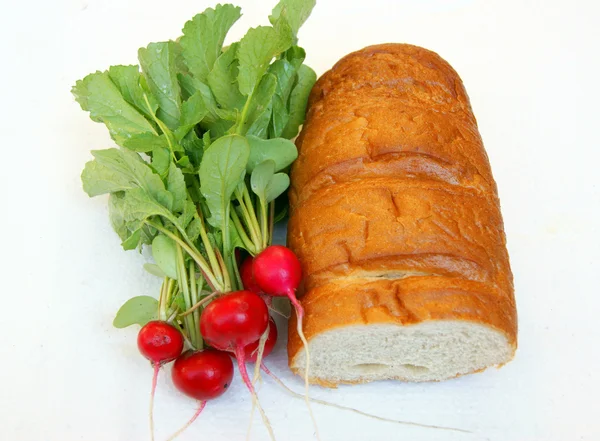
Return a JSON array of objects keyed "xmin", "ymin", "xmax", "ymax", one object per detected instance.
[{"xmin": 290, "ymin": 321, "xmax": 515, "ymax": 385}]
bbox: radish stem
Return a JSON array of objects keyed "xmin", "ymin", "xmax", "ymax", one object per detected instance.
[
  {"xmin": 188, "ymin": 262, "xmax": 202, "ymax": 350},
  {"xmin": 215, "ymin": 248, "xmax": 231, "ymax": 292},
  {"xmin": 231, "ymin": 209, "xmax": 257, "ymax": 253},
  {"xmin": 259, "ymin": 199, "xmax": 268, "ymax": 250},
  {"xmin": 179, "ymin": 292, "xmax": 219, "ymax": 317},
  {"xmin": 235, "ymin": 189, "xmax": 262, "ymax": 251},
  {"xmin": 175, "ymin": 242, "xmax": 196, "ymax": 349},
  {"xmin": 241, "ymin": 185, "xmax": 263, "ymax": 251},
  {"xmin": 165, "ymin": 400, "xmax": 207, "ymax": 441},
  {"xmin": 268, "ymin": 201, "xmax": 274, "ymax": 245},
  {"xmin": 196, "ymin": 208, "xmax": 224, "ymax": 287},
  {"xmin": 146, "ymin": 220, "xmax": 220, "ymax": 292}
]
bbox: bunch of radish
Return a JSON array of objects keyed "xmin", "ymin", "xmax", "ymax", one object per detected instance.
[{"xmin": 136, "ymin": 245, "xmax": 313, "ymax": 441}]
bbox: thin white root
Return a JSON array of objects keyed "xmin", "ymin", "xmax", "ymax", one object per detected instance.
[
  {"xmin": 236, "ymin": 348, "xmax": 276, "ymax": 441},
  {"xmin": 288, "ymin": 294, "xmax": 321, "ymax": 441},
  {"xmin": 165, "ymin": 401, "xmax": 206, "ymax": 441},
  {"xmin": 261, "ymin": 363, "xmax": 472, "ymax": 434},
  {"xmin": 149, "ymin": 363, "xmax": 160, "ymax": 441},
  {"xmin": 246, "ymin": 326, "xmax": 270, "ymax": 441},
  {"xmin": 252, "ymin": 325, "xmax": 270, "ymax": 383}
]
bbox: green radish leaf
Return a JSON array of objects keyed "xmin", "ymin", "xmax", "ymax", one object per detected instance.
[
  {"xmin": 178, "ymin": 76, "xmax": 233, "ymax": 137},
  {"xmin": 208, "ymin": 43, "xmax": 245, "ymax": 110},
  {"xmin": 155, "ymin": 190, "xmax": 174, "ymax": 211},
  {"xmin": 122, "ymin": 133, "xmax": 169, "ymax": 152},
  {"xmin": 267, "ymin": 58, "xmax": 298, "ymax": 138},
  {"xmin": 82, "ymin": 148, "xmax": 166, "ymax": 198},
  {"xmin": 72, "ymin": 71, "xmax": 157, "ymax": 146},
  {"xmin": 269, "ymin": 59, "xmax": 297, "ymax": 101},
  {"xmin": 270, "ymin": 94, "xmax": 289, "ymax": 138},
  {"xmin": 150, "ymin": 147, "xmax": 170, "ymax": 178},
  {"xmin": 152, "ymin": 235, "xmax": 179, "ymax": 280},
  {"xmin": 251, "ymin": 160, "xmax": 290, "ymax": 205},
  {"xmin": 173, "ymin": 41, "xmax": 189, "ymax": 75},
  {"xmin": 199, "ymin": 135, "xmax": 250, "ymax": 228},
  {"xmin": 247, "ymin": 101, "xmax": 273, "ymax": 139},
  {"xmin": 176, "ymin": 155, "xmax": 193, "ymax": 173},
  {"xmin": 107, "ymin": 65, "xmax": 159, "ymax": 121},
  {"xmin": 237, "ymin": 24, "xmax": 293, "ymax": 96},
  {"xmin": 282, "ymin": 64, "xmax": 316, "ymax": 139},
  {"xmin": 143, "ymin": 263, "xmax": 167, "ymax": 278},
  {"xmin": 186, "ymin": 217, "xmax": 202, "ymax": 242},
  {"xmin": 81, "ymin": 160, "xmax": 132, "ymax": 198},
  {"xmin": 175, "ymin": 92, "xmax": 208, "ymax": 141},
  {"xmin": 180, "ymin": 4, "xmax": 241, "ymax": 82},
  {"xmin": 178, "ymin": 72, "xmax": 201, "ymax": 100},
  {"xmin": 202, "ymin": 131, "xmax": 212, "ymax": 149},
  {"xmin": 138, "ymin": 41, "xmax": 182, "ymax": 130},
  {"xmin": 284, "ymin": 45, "xmax": 306, "ymax": 69},
  {"xmin": 246, "ymin": 135, "xmax": 298, "ymax": 173},
  {"xmin": 242, "ymin": 73, "xmax": 277, "ymax": 134},
  {"xmin": 179, "ymin": 199, "xmax": 196, "ymax": 229},
  {"xmin": 250, "ymin": 160, "xmax": 276, "ymax": 202},
  {"xmin": 113, "ymin": 296, "xmax": 158, "ymax": 328},
  {"xmin": 181, "ymin": 130, "xmax": 205, "ymax": 168},
  {"xmin": 167, "ymin": 162, "xmax": 187, "ymax": 213},
  {"xmin": 108, "ymin": 192, "xmax": 129, "ymax": 241},
  {"xmin": 119, "ymin": 188, "xmax": 180, "ymax": 232},
  {"xmin": 121, "ymin": 228, "xmax": 142, "ymax": 250},
  {"xmin": 270, "ymin": 0, "xmax": 316, "ymax": 38},
  {"xmin": 139, "ymin": 224, "xmax": 158, "ymax": 246},
  {"xmin": 265, "ymin": 173, "xmax": 290, "ymax": 203}
]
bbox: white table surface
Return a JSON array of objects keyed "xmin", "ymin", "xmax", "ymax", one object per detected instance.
[{"xmin": 1, "ymin": 0, "xmax": 598, "ymax": 440}]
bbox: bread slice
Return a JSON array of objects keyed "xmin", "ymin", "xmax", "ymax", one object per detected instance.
[
  {"xmin": 291, "ymin": 322, "xmax": 513, "ymax": 385},
  {"xmin": 288, "ymin": 276, "xmax": 516, "ymax": 385},
  {"xmin": 287, "ymin": 43, "xmax": 517, "ymax": 385}
]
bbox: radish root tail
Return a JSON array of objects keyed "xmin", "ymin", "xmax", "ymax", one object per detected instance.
[
  {"xmin": 149, "ymin": 363, "xmax": 160, "ymax": 441},
  {"xmin": 260, "ymin": 362, "xmax": 472, "ymax": 434},
  {"xmin": 165, "ymin": 400, "xmax": 207, "ymax": 441},
  {"xmin": 246, "ymin": 326, "xmax": 270, "ymax": 440},
  {"xmin": 235, "ymin": 347, "xmax": 276, "ymax": 441},
  {"xmin": 288, "ymin": 292, "xmax": 321, "ymax": 441}
]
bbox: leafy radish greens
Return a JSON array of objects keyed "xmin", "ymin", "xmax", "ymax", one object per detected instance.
[{"xmin": 74, "ymin": 0, "xmax": 316, "ymax": 345}]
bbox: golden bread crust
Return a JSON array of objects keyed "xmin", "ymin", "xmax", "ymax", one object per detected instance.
[{"xmin": 287, "ymin": 43, "xmax": 516, "ymax": 383}]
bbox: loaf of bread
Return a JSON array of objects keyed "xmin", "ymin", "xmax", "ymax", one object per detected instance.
[{"xmin": 287, "ymin": 44, "xmax": 517, "ymax": 386}]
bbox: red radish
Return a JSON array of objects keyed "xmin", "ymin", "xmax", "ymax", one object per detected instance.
[
  {"xmin": 138, "ymin": 320, "xmax": 184, "ymax": 364},
  {"xmin": 239, "ymin": 317, "xmax": 278, "ymax": 363},
  {"xmin": 252, "ymin": 245, "xmax": 320, "ymax": 439},
  {"xmin": 200, "ymin": 290, "xmax": 268, "ymax": 352},
  {"xmin": 172, "ymin": 349, "xmax": 234, "ymax": 400},
  {"xmin": 240, "ymin": 256, "xmax": 262, "ymax": 293},
  {"xmin": 167, "ymin": 349, "xmax": 234, "ymax": 441},
  {"xmin": 251, "ymin": 245, "xmax": 302, "ymax": 297},
  {"xmin": 137, "ymin": 321, "xmax": 184, "ymax": 441},
  {"xmin": 200, "ymin": 291, "xmax": 275, "ymax": 440}
]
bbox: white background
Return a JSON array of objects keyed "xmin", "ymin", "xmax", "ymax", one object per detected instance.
[{"xmin": 1, "ymin": 0, "xmax": 598, "ymax": 440}]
